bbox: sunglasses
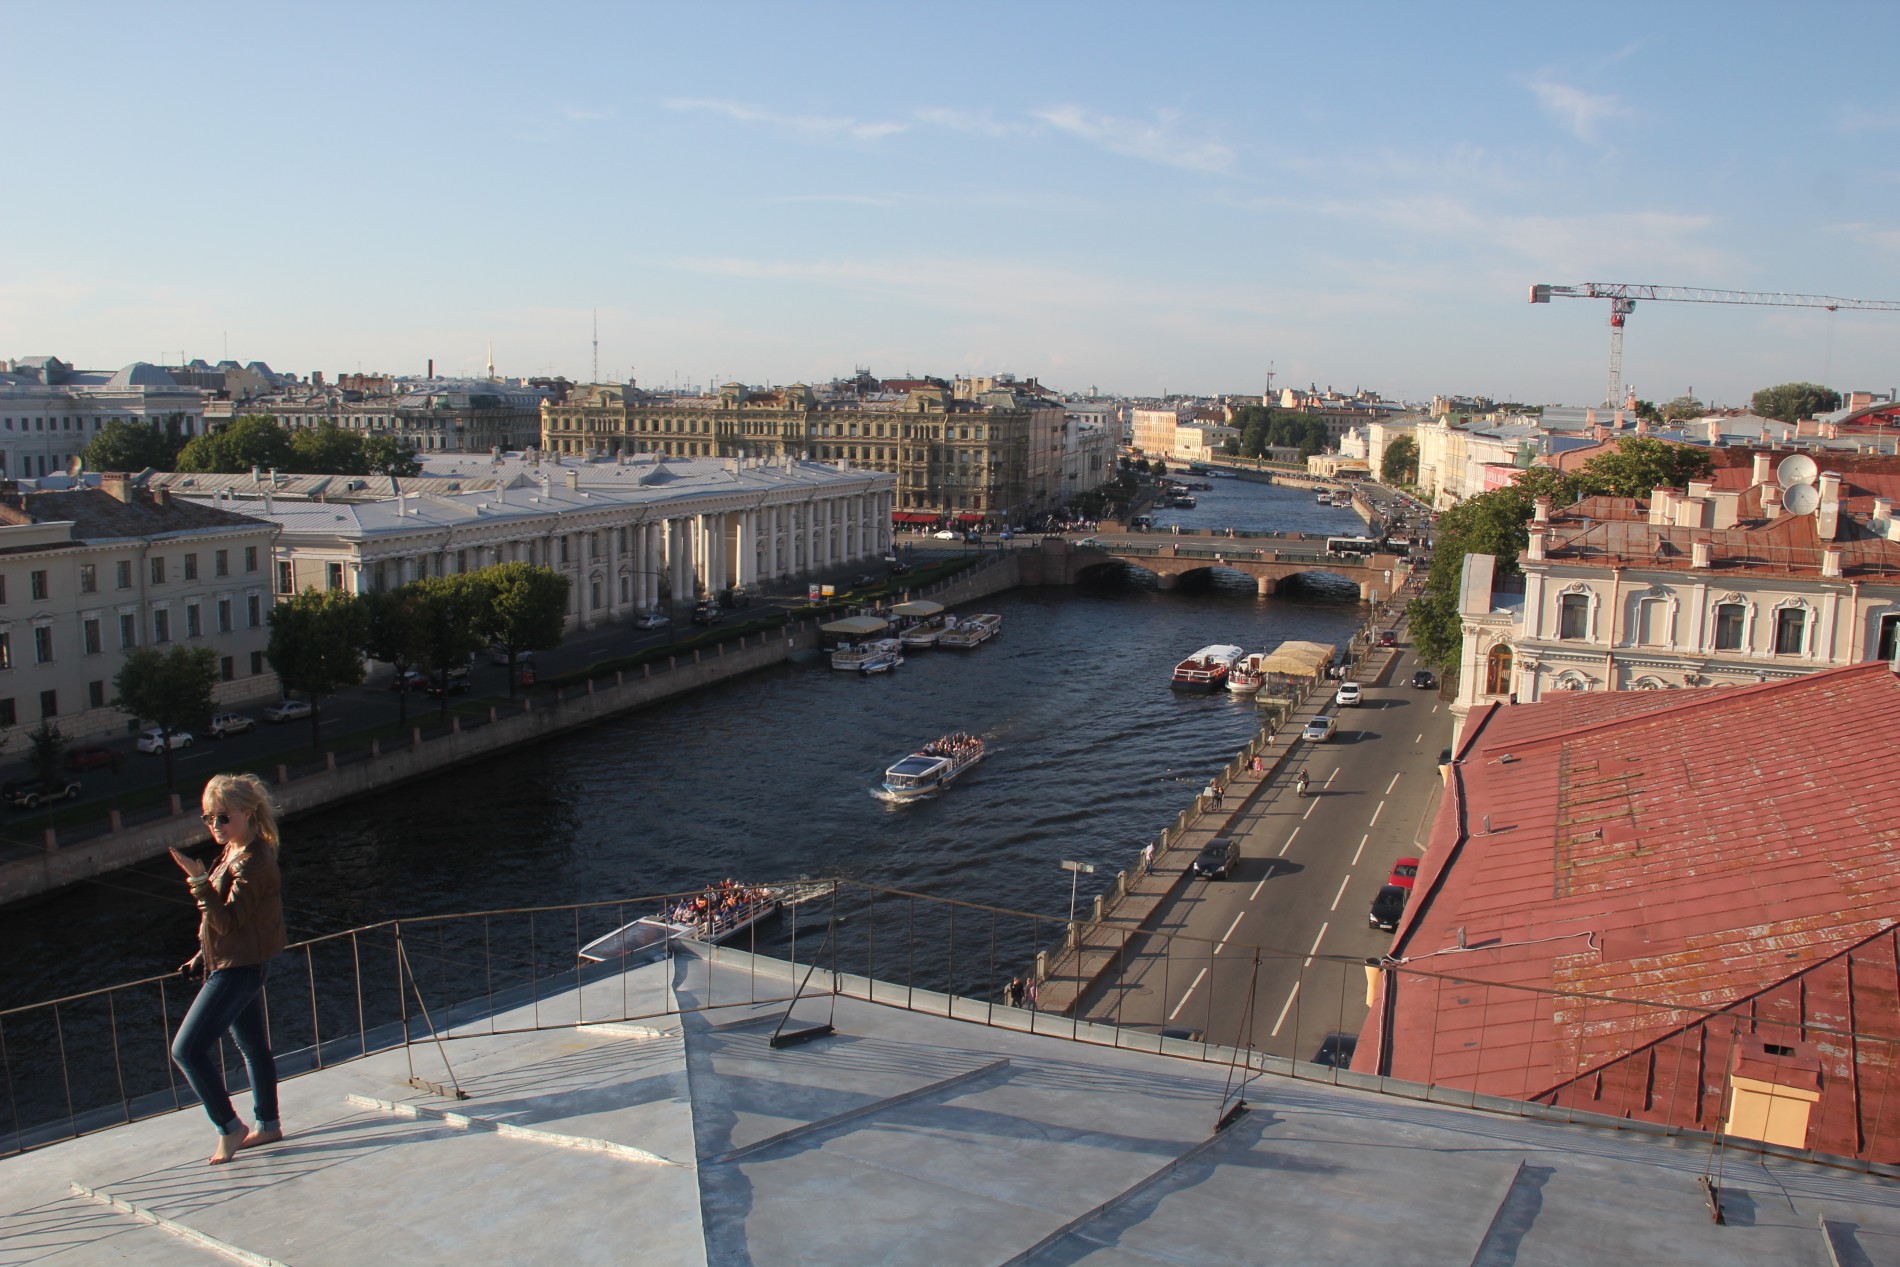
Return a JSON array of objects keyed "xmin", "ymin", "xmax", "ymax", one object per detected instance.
[{"xmin": 201, "ymin": 811, "xmax": 236, "ymax": 827}]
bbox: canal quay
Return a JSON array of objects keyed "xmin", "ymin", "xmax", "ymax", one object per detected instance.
[{"xmin": 0, "ymin": 479, "xmax": 1379, "ymax": 1013}]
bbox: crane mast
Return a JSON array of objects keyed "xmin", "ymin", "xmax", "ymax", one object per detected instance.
[{"xmin": 1530, "ymin": 282, "xmax": 1900, "ymax": 408}]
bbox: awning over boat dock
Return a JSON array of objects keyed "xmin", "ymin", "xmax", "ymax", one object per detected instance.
[
  {"xmin": 819, "ymin": 615, "xmax": 891, "ymax": 636},
  {"xmin": 888, "ymin": 600, "xmax": 945, "ymax": 618},
  {"xmin": 1254, "ymin": 640, "xmax": 1335, "ymax": 678}
]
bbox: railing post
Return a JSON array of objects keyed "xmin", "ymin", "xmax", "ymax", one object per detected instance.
[
  {"xmin": 169, "ymin": 793, "xmax": 182, "ymax": 816},
  {"xmin": 325, "ymin": 751, "xmax": 337, "ymax": 770},
  {"xmin": 43, "ymin": 828, "xmax": 56, "ymax": 853},
  {"xmin": 275, "ymin": 765, "xmax": 288, "ymax": 785},
  {"xmin": 370, "ymin": 738, "xmax": 380, "ymax": 757}
]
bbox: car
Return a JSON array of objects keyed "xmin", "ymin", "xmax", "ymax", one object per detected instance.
[
  {"xmin": 1191, "ymin": 837, "xmax": 1239, "ymax": 880},
  {"xmin": 1369, "ymin": 884, "xmax": 1407, "ymax": 932},
  {"xmin": 631, "ymin": 611, "xmax": 669, "ymax": 630},
  {"xmin": 963, "ymin": 530, "xmax": 983, "ymax": 543},
  {"xmin": 887, "ymin": 560, "xmax": 911, "ymax": 575},
  {"xmin": 1335, "ymin": 681, "xmax": 1362, "ymax": 707},
  {"xmin": 2, "ymin": 776, "xmax": 82, "ymax": 809},
  {"xmin": 1411, "ymin": 669, "xmax": 1437, "ymax": 690},
  {"xmin": 1388, "ymin": 857, "xmax": 1420, "ymax": 890},
  {"xmin": 388, "ymin": 669, "xmax": 428, "ymax": 692},
  {"xmin": 1302, "ymin": 714, "xmax": 1337, "ymax": 743},
  {"xmin": 207, "ymin": 711, "xmax": 255, "ymax": 739},
  {"xmin": 264, "ymin": 699, "xmax": 313, "ymax": 723},
  {"xmin": 136, "ymin": 728, "xmax": 193, "ymax": 753},
  {"xmin": 932, "ymin": 529, "xmax": 959, "ymax": 539},
  {"xmin": 489, "ymin": 645, "xmax": 535, "ymax": 665},
  {"xmin": 64, "ymin": 744, "xmax": 123, "ymax": 772},
  {"xmin": 1378, "ymin": 630, "xmax": 1398, "ymax": 647},
  {"xmin": 691, "ymin": 603, "xmax": 724, "ymax": 626},
  {"xmin": 426, "ymin": 667, "xmax": 472, "ymax": 698},
  {"xmin": 1312, "ymin": 1032, "xmax": 1359, "ymax": 1069}
]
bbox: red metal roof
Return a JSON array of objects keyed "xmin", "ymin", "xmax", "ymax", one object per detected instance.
[{"xmin": 1361, "ymin": 662, "xmax": 1900, "ymax": 1163}]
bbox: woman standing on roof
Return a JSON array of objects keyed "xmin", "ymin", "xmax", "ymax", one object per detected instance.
[{"xmin": 168, "ymin": 773, "xmax": 287, "ymax": 1165}]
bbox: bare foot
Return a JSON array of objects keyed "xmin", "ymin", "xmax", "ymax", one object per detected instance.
[
  {"xmin": 240, "ymin": 1126, "xmax": 282, "ymax": 1150},
  {"xmin": 208, "ymin": 1124, "xmax": 247, "ymax": 1165}
]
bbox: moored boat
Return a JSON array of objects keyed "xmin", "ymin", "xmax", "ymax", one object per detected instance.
[
  {"xmin": 938, "ymin": 612, "xmax": 1002, "ymax": 648},
  {"xmin": 891, "ymin": 598, "xmax": 953, "ymax": 648},
  {"xmin": 834, "ymin": 637, "xmax": 904, "ymax": 673},
  {"xmin": 1171, "ymin": 644, "xmax": 1245, "ymax": 691},
  {"xmin": 1227, "ymin": 651, "xmax": 1269, "ymax": 693},
  {"xmin": 882, "ymin": 732, "xmax": 985, "ymax": 799}
]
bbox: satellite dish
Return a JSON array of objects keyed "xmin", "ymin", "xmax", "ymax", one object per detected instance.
[
  {"xmin": 1783, "ymin": 482, "xmax": 1821, "ymax": 515},
  {"xmin": 1777, "ymin": 453, "xmax": 1819, "ymax": 488}
]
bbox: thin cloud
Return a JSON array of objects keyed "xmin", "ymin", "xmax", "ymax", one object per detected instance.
[
  {"xmin": 562, "ymin": 106, "xmax": 612, "ymax": 122},
  {"xmin": 1032, "ymin": 104, "xmax": 1234, "ymax": 173},
  {"xmin": 1837, "ymin": 104, "xmax": 1900, "ymax": 132},
  {"xmin": 1520, "ymin": 74, "xmax": 1629, "ymax": 145},
  {"xmin": 663, "ymin": 97, "xmax": 907, "ymax": 142},
  {"xmin": 914, "ymin": 107, "xmax": 1033, "ymax": 139},
  {"xmin": 763, "ymin": 193, "xmax": 905, "ymax": 207},
  {"xmin": 1828, "ymin": 221, "xmax": 1900, "ymax": 254}
]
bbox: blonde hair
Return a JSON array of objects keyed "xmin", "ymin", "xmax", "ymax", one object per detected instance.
[{"xmin": 202, "ymin": 772, "xmax": 282, "ymax": 850}]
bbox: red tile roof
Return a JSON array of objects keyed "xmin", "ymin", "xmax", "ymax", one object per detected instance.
[{"xmin": 1361, "ymin": 662, "xmax": 1900, "ymax": 1163}]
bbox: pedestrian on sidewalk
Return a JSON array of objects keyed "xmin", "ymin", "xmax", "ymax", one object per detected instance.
[
  {"xmin": 1005, "ymin": 976, "xmax": 1023, "ymax": 1007},
  {"xmin": 1141, "ymin": 842, "xmax": 1155, "ymax": 874},
  {"xmin": 1024, "ymin": 979, "xmax": 1039, "ymax": 1011}
]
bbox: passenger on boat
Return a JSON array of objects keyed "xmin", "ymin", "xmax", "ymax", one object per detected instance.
[{"xmin": 922, "ymin": 732, "xmax": 983, "ymax": 760}]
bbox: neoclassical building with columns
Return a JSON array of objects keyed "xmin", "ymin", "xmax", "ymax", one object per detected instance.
[{"xmin": 181, "ymin": 452, "xmax": 895, "ymax": 626}]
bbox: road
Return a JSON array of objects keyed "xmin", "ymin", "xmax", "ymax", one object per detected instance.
[{"xmin": 1079, "ymin": 633, "xmax": 1452, "ymax": 1064}]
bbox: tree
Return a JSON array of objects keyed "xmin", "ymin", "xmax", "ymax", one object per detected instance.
[
  {"xmin": 472, "ymin": 563, "xmax": 571, "ymax": 698},
  {"xmin": 1574, "ymin": 436, "xmax": 1713, "ymax": 498},
  {"xmin": 267, "ymin": 588, "xmax": 369, "ymax": 748},
  {"xmin": 114, "ymin": 645, "xmax": 219, "ymax": 793},
  {"xmin": 1632, "ymin": 399, "xmax": 1663, "ymax": 424},
  {"xmin": 81, "ymin": 417, "xmax": 188, "ymax": 472},
  {"xmin": 414, "ymin": 574, "xmax": 491, "ymax": 711},
  {"xmin": 1151, "ymin": 459, "xmax": 1168, "ymax": 478},
  {"xmin": 176, "ymin": 414, "xmax": 295, "ymax": 474},
  {"xmin": 1659, "ymin": 395, "xmax": 1705, "ymax": 423},
  {"xmin": 288, "ymin": 423, "xmax": 368, "ymax": 475},
  {"xmin": 1381, "ymin": 434, "xmax": 1419, "ymax": 486},
  {"xmin": 361, "ymin": 586, "xmax": 433, "ymax": 726},
  {"xmin": 1751, "ymin": 381, "xmax": 1841, "ymax": 423},
  {"xmin": 363, "ymin": 435, "xmax": 422, "ymax": 477},
  {"xmin": 26, "ymin": 721, "xmax": 66, "ymax": 788}
]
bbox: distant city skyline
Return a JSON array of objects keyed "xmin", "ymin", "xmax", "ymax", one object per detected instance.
[{"xmin": 7, "ymin": 3, "xmax": 1900, "ymax": 409}]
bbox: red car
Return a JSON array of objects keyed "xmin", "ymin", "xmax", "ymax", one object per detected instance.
[
  {"xmin": 65, "ymin": 744, "xmax": 124, "ymax": 772},
  {"xmin": 1388, "ymin": 857, "xmax": 1420, "ymax": 889},
  {"xmin": 388, "ymin": 670, "xmax": 428, "ymax": 692},
  {"xmin": 1379, "ymin": 630, "xmax": 1398, "ymax": 647}
]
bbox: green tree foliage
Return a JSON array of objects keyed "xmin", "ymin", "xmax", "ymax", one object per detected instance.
[
  {"xmin": 473, "ymin": 563, "xmax": 571, "ymax": 696},
  {"xmin": 267, "ymin": 588, "xmax": 368, "ymax": 747},
  {"xmin": 360, "ymin": 586, "xmax": 433, "ymax": 726},
  {"xmin": 177, "ymin": 415, "xmax": 295, "ymax": 473},
  {"xmin": 288, "ymin": 423, "xmax": 368, "ymax": 474},
  {"xmin": 27, "ymin": 721, "xmax": 66, "ymax": 788},
  {"xmin": 362, "ymin": 434, "xmax": 423, "ymax": 477},
  {"xmin": 1229, "ymin": 406, "xmax": 1330, "ymax": 459},
  {"xmin": 1151, "ymin": 459, "xmax": 1168, "ymax": 478},
  {"xmin": 176, "ymin": 414, "xmax": 420, "ymax": 477},
  {"xmin": 1381, "ymin": 434, "xmax": 1419, "ymax": 485},
  {"xmin": 414, "ymin": 575, "xmax": 492, "ymax": 710},
  {"xmin": 113, "ymin": 644, "xmax": 219, "ymax": 792},
  {"xmin": 1750, "ymin": 381, "xmax": 1841, "ymax": 423},
  {"xmin": 1578, "ymin": 435, "xmax": 1713, "ymax": 497},
  {"xmin": 81, "ymin": 416, "xmax": 189, "ymax": 472},
  {"xmin": 1632, "ymin": 399, "xmax": 1662, "ymax": 424},
  {"xmin": 1659, "ymin": 395, "xmax": 1704, "ymax": 423}
]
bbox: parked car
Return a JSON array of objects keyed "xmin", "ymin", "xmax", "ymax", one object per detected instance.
[
  {"xmin": 1411, "ymin": 669, "xmax": 1437, "ymax": 690},
  {"xmin": 631, "ymin": 610, "xmax": 669, "ymax": 630},
  {"xmin": 64, "ymin": 744, "xmax": 123, "ymax": 772},
  {"xmin": 963, "ymin": 530, "xmax": 983, "ymax": 543},
  {"xmin": 2, "ymin": 776, "xmax": 82, "ymax": 809},
  {"xmin": 1191, "ymin": 837, "xmax": 1240, "ymax": 880},
  {"xmin": 932, "ymin": 529, "xmax": 959, "ymax": 540},
  {"xmin": 1312, "ymin": 1032, "xmax": 1359, "ymax": 1069},
  {"xmin": 1335, "ymin": 681, "xmax": 1362, "ymax": 707},
  {"xmin": 1369, "ymin": 884, "xmax": 1407, "ymax": 932},
  {"xmin": 264, "ymin": 699, "xmax": 313, "ymax": 723},
  {"xmin": 207, "ymin": 711, "xmax": 255, "ymax": 739},
  {"xmin": 1379, "ymin": 630, "xmax": 1398, "ymax": 647},
  {"xmin": 136, "ymin": 728, "xmax": 193, "ymax": 753},
  {"xmin": 1388, "ymin": 857, "xmax": 1420, "ymax": 890},
  {"xmin": 489, "ymin": 645, "xmax": 534, "ymax": 666},
  {"xmin": 388, "ymin": 669, "xmax": 429, "ymax": 693},
  {"xmin": 427, "ymin": 668, "xmax": 472, "ymax": 698},
  {"xmin": 1302, "ymin": 714, "xmax": 1337, "ymax": 743}
]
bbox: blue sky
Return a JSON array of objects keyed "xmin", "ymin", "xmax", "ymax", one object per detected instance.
[{"xmin": 6, "ymin": 2, "xmax": 1900, "ymax": 406}]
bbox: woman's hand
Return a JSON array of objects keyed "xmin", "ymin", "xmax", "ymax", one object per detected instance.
[
  {"xmin": 168, "ymin": 847, "xmax": 207, "ymax": 881},
  {"xmin": 178, "ymin": 952, "xmax": 204, "ymax": 977}
]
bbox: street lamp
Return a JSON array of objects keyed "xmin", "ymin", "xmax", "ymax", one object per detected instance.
[{"xmin": 1060, "ymin": 858, "xmax": 1096, "ymax": 929}]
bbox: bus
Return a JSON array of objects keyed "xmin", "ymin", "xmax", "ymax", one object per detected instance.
[{"xmin": 1326, "ymin": 536, "xmax": 1383, "ymax": 557}]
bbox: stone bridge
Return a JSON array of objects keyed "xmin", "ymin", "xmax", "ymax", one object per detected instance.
[{"xmin": 1015, "ymin": 535, "xmax": 1404, "ymax": 602}]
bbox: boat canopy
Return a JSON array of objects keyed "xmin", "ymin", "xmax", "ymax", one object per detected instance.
[
  {"xmin": 889, "ymin": 600, "xmax": 945, "ymax": 618},
  {"xmin": 820, "ymin": 615, "xmax": 890, "ymax": 636},
  {"xmin": 1254, "ymin": 640, "xmax": 1336, "ymax": 677}
]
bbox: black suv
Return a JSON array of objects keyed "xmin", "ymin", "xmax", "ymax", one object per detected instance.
[
  {"xmin": 1191, "ymin": 837, "xmax": 1240, "ymax": 880},
  {"xmin": 3, "ymin": 777, "xmax": 82, "ymax": 810},
  {"xmin": 1369, "ymin": 884, "xmax": 1407, "ymax": 931},
  {"xmin": 1411, "ymin": 669, "xmax": 1436, "ymax": 690}
]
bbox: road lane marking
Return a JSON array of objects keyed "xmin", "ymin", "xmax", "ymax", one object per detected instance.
[
  {"xmin": 1249, "ymin": 876, "xmax": 1270, "ymax": 901},
  {"xmin": 1415, "ymin": 733, "xmax": 1422, "ymax": 743},
  {"xmin": 1325, "ymin": 769, "xmax": 1338, "ymax": 787},
  {"xmin": 1352, "ymin": 834, "xmax": 1368, "ymax": 865},
  {"xmin": 1330, "ymin": 874, "xmax": 1350, "ymax": 911},
  {"xmin": 1280, "ymin": 827, "xmax": 1300, "ymax": 857},
  {"xmin": 1369, "ymin": 800, "xmax": 1384, "ymax": 827},
  {"xmin": 1271, "ymin": 983, "xmax": 1300, "ymax": 1036},
  {"xmin": 1385, "ymin": 772, "xmax": 1401, "ymax": 795},
  {"xmin": 1168, "ymin": 968, "xmax": 1208, "ymax": 1021},
  {"xmin": 1302, "ymin": 799, "xmax": 1318, "ymax": 820},
  {"xmin": 1304, "ymin": 922, "xmax": 1328, "ymax": 967},
  {"xmin": 1214, "ymin": 910, "xmax": 1245, "ymax": 954}
]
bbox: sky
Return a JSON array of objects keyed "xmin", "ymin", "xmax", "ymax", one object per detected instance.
[{"xmin": 6, "ymin": 1, "xmax": 1900, "ymax": 407}]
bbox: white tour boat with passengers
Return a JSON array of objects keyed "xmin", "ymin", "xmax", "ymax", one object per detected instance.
[
  {"xmin": 1171, "ymin": 644, "xmax": 1246, "ymax": 691},
  {"xmin": 891, "ymin": 599, "xmax": 954, "ymax": 648},
  {"xmin": 578, "ymin": 881, "xmax": 782, "ymax": 963},
  {"xmin": 833, "ymin": 638, "xmax": 903, "ymax": 674},
  {"xmin": 938, "ymin": 612, "xmax": 1002, "ymax": 648},
  {"xmin": 882, "ymin": 732, "xmax": 986, "ymax": 799},
  {"xmin": 1227, "ymin": 651, "xmax": 1270, "ymax": 694}
]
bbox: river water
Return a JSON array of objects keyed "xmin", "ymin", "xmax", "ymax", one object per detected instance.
[{"xmin": 1, "ymin": 478, "xmax": 1372, "ymax": 1012}]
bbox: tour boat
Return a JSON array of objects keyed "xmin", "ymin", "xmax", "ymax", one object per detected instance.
[
  {"xmin": 1171, "ymin": 644, "xmax": 1246, "ymax": 691},
  {"xmin": 938, "ymin": 613, "xmax": 1002, "ymax": 648},
  {"xmin": 832, "ymin": 637, "xmax": 904, "ymax": 673},
  {"xmin": 1227, "ymin": 651, "xmax": 1269, "ymax": 694},
  {"xmin": 1170, "ymin": 494, "xmax": 1197, "ymax": 508},
  {"xmin": 578, "ymin": 885, "xmax": 781, "ymax": 963},
  {"xmin": 899, "ymin": 616, "xmax": 955, "ymax": 648},
  {"xmin": 1315, "ymin": 489, "xmax": 1331, "ymax": 504},
  {"xmin": 882, "ymin": 733, "xmax": 985, "ymax": 799}
]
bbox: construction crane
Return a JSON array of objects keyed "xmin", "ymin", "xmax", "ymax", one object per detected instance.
[{"xmin": 1529, "ymin": 282, "xmax": 1900, "ymax": 408}]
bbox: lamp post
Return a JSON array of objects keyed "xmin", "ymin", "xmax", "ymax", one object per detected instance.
[{"xmin": 1060, "ymin": 859, "xmax": 1096, "ymax": 930}]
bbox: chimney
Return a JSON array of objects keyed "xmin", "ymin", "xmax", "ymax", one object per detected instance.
[
  {"xmin": 101, "ymin": 472, "xmax": 132, "ymax": 503},
  {"xmin": 153, "ymin": 487, "xmax": 171, "ymax": 510},
  {"xmin": 1648, "ymin": 488, "xmax": 1672, "ymax": 525},
  {"xmin": 1764, "ymin": 485, "xmax": 1782, "ymax": 519},
  {"xmin": 1817, "ymin": 471, "xmax": 1842, "ymax": 540},
  {"xmin": 1752, "ymin": 451, "xmax": 1774, "ymax": 485},
  {"xmin": 1533, "ymin": 495, "xmax": 1550, "ymax": 523},
  {"xmin": 1692, "ymin": 540, "xmax": 1712, "ymax": 568},
  {"xmin": 1822, "ymin": 549, "xmax": 1843, "ymax": 578},
  {"xmin": 428, "ymin": 358, "xmax": 434, "ymax": 379},
  {"xmin": 1527, "ymin": 527, "xmax": 1548, "ymax": 561},
  {"xmin": 565, "ymin": 470, "xmax": 580, "ymax": 492},
  {"xmin": 1874, "ymin": 497, "xmax": 1893, "ymax": 529}
]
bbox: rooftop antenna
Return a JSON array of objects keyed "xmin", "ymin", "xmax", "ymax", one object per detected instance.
[
  {"xmin": 486, "ymin": 341, "xmax": 495, "ymax": 382},
  {"xmin": 592, "ymin": 309, "xmax": 599, "ymax": 384}
]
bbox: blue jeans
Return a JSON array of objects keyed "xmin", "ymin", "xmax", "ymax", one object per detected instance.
[{"xmin": 172, "ymin": 963, "xmax": 279, "ymax": 1134}]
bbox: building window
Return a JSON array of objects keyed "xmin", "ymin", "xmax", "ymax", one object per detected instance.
[
  {"xmin": 327, "ymin": 562, "xmax": 344, "ymax": 591},
  {"xmin": 1713, "ymin": 603, "xmax": 1745, "ymax": 651},
  {"xmin": 154, "ymin": 609, "xmax": 171, "ymax": 643},
  {"xmin": 1880, "ymin": 612, "xmax": 1900, "ymax": 663},
  {"xmin": 456, "ymin": 550, "xmax": 467, "ymax": 574},
  {"xmin": 119, "ymin": 614, "xmax": 136, "ymax": 648},
  {"xmin": 183, "ymin": 553, "xmax": 198, "ymax": 581},
  {"xmin": 116, "ymin": 560, "xmax": 133, "ymax": 589},
  {"xmin": 1774, "ymin": 608, "xmax": 1806, "ymax": 656},
  {"xmin": 151, "ymin": 558, "xmax": 166, "ymax": 585},
  {"xmin": 0, "ymin": 699, "xmax": 12, "ymax": 726},
  {"xmin": 0, "ymin": 631, "xmax": 10, "ymax": 670},
  {"xmin": 33, "ymin": 627, "xmax": 51, "ymax": 664},
  {"xmin": 277, "ymin": 562, "xmax": 293, "ymax": 594},
  {"xmin": 215, "ymin": 549, "xmax": 229, "ymax": 577},
  {"xmin": 248, "ymin": 594, "xmax": 262, "ymax": 627},
  {"xmin": 83, "ymin": 618, "xmax": 101, "ymax": 655},
  {"xmin": 1636, "ymin": 598, "xmax": 1668, "ymax": 646},
  {"xmin": 221, "ymin": 656, "xmax": 234, "ymax": 682},
  {"xmin": 38, "ymin": 689, "xmax": 55, "ymax": 720},
  {"xmin": 1558, "ymin": 593, "xmax": 1590, "ymax": 640},
  {"xmin": 245, "ymin": 546, "xmax": 259, "ymax": 572},
  {"xmin": 78, "ymin": 564, "xmax": 96, "ymax": 594},
  {"xmin": 1485, "ymin": 644, "xmax": 1513, "ymax": 695},
  {"xmin": 186, "ymin": 604, "xmax": 202, "ymax": 638},
  {"xmin": 250, "ymin": 650, "xmax": 264, "ymax": 675},
  {"xmin": 88, "ymin": 680, "xmax": 104, "ymax": 709},
  {"xmin": 218, "ymin": 599, "xmax": 232, "ymax": 633},
  {"xmin": 29, "ymin": 570, "xmax": 47, "ymax": 601}
]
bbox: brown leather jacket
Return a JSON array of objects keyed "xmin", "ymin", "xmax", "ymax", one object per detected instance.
[{"xmin": 190, "ymin": 840, "xmax": 287, "ymax": 970}]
